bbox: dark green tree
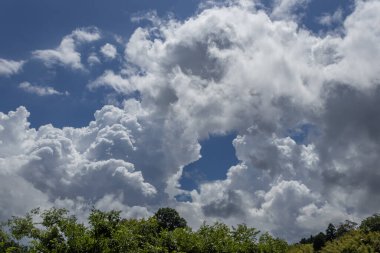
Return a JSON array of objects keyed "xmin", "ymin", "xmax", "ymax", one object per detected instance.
[
  {"xmin": 299, "ymin": 235, "xmax": 314, "ymax": 244},
  {"xmin": 336, "ymin": 220, "xmax": 357, "ymax": 238},
  {"xmin": 360, "ymin": 213, "xmax": 380, "ymax": 233},
  {"xmin": 154, "ymin": 207, "xmax": 187, "ymax": 231},
  {"xmin": 312, "ymin": 232, "xmax": 326, "ymax": 251},
  {"xmin": 88, "ymin": 209, "xmax": 123, "ymax": 252},
  {"xmin": 325, "ymin": 223, "xmax": 336, "ymax": 241}
]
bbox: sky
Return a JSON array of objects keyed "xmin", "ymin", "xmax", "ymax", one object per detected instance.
[{"xmin": 0, "ymin": 0, "xmax": 379, "ymax": 242}]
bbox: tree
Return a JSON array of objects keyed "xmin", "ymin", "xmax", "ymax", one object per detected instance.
[
  {"xmin": 287, "ymin": 243, "xmax": 313, "ymax": 253},
  {"xmin": 197, "ymin": 222, "xmax": 236, "ymax": 252},
  {"xmin": 0, "ymin": 225, "xmax": 25, "ymax": 253},
  {"xmin": 336, "ymin": 220, "xmax": 357, "ymax": 238},
  {"xmin": 299, "ymin": 235, "xmax": 314, "ymax": 244},
  {"xmin": 258, "ymin": 232, "xmax": 288, "ymax": 253},
  {"xmin": 360, "ymin": 213, "xmax": 380, "ymax": 233},
  {"xmin": 312, "ymin": 232, "xmax": 326, "ymax": 251},
  {"xmin": 321, "ymin": 230, "xmax": 380, "ymax": 253},
  {"xmin": 232, "ymin": 224, "xmax": 260, "ymax": 252},
  {"xmin": 154, "ymin": 207, "xmax": 187, "ymax": 231},
  {"xmin": 325, "ymin": 223, "xmax": 336, "ymax": 241},
  {"xmin": 169, "ymin": 226, "xmax": 202, "ymax": 252},
  {"xmin": 7, "ymin": 208, "xmax": 94, "ymax": 253}
]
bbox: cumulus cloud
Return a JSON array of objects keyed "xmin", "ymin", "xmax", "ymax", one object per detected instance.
[
  {"xmin": 19, "ymin": 82, "xmax": 69, "ymax": 96},
  {"xmin": 0, "ymin": 58, "xmax": 24, "ymax": 77},
  {"xmin": 120, "ymin": 0, "xmax": 380, "ymax": 239},
  {"xmin": 100, "ymin": 43, "xmax": 117, "ymax": 59},
  {"xmin": 0, "ymin": 105, "xmax": 159, "ymax": 219},
  {"xmin": 33, "ymin": 27, "xmax": 101, "ymax": 70},
  {"xmin": 2, "ymin": 0, "xmax": 380, "ymax": 242}
]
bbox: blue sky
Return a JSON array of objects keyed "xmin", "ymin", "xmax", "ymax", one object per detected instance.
[
  {"xmin": 0, "ymin": 0, "xmax": 351, "ymax": 128},
  {"xmin": 0, "ymin": 0, "xmax": 201, "ymax": 128},
  {"xmin": 1, "ymin": 0, "xmax": 379, "ymax": 242}
]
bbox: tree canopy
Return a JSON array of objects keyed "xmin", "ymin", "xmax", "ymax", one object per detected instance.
[{"xmin": 1, "ymin": 207, "xmax": 380, "ymax": 252}]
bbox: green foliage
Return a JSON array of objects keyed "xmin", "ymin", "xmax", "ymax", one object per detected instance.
[
  {"xmin": 299, "ymin": 235, "xmax": 314, "ymax": 245},
  {"xmin": 320, "ymin": 230, "xmax": 380, "ymax": 253},
  {"xmin": 232, "ymin": 224, "xmax": 260, "ymax": 252},
  {"xmin": 336, "ymin": 220, "xmax": 358, "ymax": 238},
  {"xmin": 325, "ymin": 224, "xmax": 336, "ymax": 242},
  {"xmin": 7, "ymin": 207, "xmax": 94, "ymax": 253},
  {"xmin": 169, "ymin": 226, "xmax": 202, "ymax": 252},
  {"xmin": 2, "ymin": 207, "xmax": 380, "ymax": 253},
  {"xmin": 0, "ymin": 225, "xmax": 25, "ymax": 253},
  {"xmin": 257, "ymin": 232, "xmax": 288, "ymax": 253},
  {"xmin": 287, "ymin": 244, "xmax": 313, "ymax": 253},
  {"xmin": 360, "ymin": 214, "xmax": 380, "ymax": 233},
  {"xmin": 197, "ymin": 222, "xmax": 237, "ymax": 252},
  {"xmin": 312, "ymin": 232, "xmax": 326, "ymax": 251},
  {"xmin": 154, "ymin": 207, "xmax": 187, "ymax": 231},
  {"xmin": 7, "ymin": 212, "xmax": 35, "ymax": 241}
]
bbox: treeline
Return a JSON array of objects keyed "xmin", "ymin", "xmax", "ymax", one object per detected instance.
[
  {"xmin": 292, "ymin": 214, "xmax": 380, "ymax": 252},
  {"xmin": 0, "ymin": 207, "xmax": 287, "ymax": 252},
  {"xmin": 1, "ymin": 207, "xmax": 380, "ymax": 252}
]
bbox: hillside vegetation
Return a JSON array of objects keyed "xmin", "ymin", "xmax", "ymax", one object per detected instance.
[{"xmin": 1, "ymin": 207, "xmax": 380, "ymax": 252}]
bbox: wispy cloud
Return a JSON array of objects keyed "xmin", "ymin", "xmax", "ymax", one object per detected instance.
[
  {"xmin": 317, "ymin": 8, "xmax": 344, "ymax": 26},
  {"xmin": 88, "ymin": 70, "xmax": 133, "ymax": 94},
  {"xmin": 87, "ymin": 53, "xmax": 101, "ymax": 66},
  {"xmin": 0, "ymin": 58, "xmax": 24, "ymax": 77},
  {"xmin": 19, "ymin": 82, "xmax": 69, "ymax": 96}
]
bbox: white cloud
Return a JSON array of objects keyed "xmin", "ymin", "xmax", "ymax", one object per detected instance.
[
  {"xmin": 0, "ymin": 106, "xmax": 35, "ymax": 157},
  {"xmin": 2, "ymin": 0, "xmax": 380, "ymax": 242},
  {"xmin": 0, "ymin": 105, "xmax": 159, "ymax": 219},
  {"xmin": 0, "ymin": 58, "xmax": 24, "ymax": 77},
  {"xmin": 87, "ymin": 53, "xmax": 101, "ymax": 65},
  {"xmin": 100, "ymin": 43, "xmax": 117, "ymax": 59},
  {"xmin": 324, "ymin": 0, "xmax": 380, "ymax": 88},
  {"xmin": 317, "ymin": 8, "xmax": 344, "ymax": 26},
  {"xmin": 88, "ymin": 70, "xmax": 134, "ymax": 94},
  {"xmin": 120, "ymin": 0, "xmax": 380, "ymax": 239},
  {"xmin": 33, "ymin": 27, "xmax": 101, "ymax": 70},
  {"xmin": 19, "ymin": 82, "xmax": 69, "ymax": 96},
  {"xmin": 271, "ymin": 0, "xmax": 311, "ymax": 20}
]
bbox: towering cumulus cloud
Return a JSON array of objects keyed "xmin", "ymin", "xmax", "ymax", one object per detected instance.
[{"xmin": 1, "ymin": 0, "xmax": 380, "ymax": 241}]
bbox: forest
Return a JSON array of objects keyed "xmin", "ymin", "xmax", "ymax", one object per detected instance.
[{"xmin": 1, "ymin": 207, "xmax": 380, "ymax": 252}]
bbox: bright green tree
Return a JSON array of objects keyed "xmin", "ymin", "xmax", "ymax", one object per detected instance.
[{"xmin": 258, "ymin": 232, "xmax": 288, "ymax": 253}]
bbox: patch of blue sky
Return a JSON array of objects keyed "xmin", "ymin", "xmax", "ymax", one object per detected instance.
[
  {"xmin": 302, "ymin": 0, "xmax": 355, "ymax": 33},
  {"xmin": 174, "ymin": 193, "xmax": 193, "ymax": 203},
  {"xmin": 258, "ymin": 0, "xmax": 354, "ymax": 33},
  {"xmin": 287, "ymin": 123, "xmax": 319, "ymax": 145},
  {"xmin": 0, "ymin": 0, "xmax": 200, "ymax": 59},
  {"xmin": 0, "ymin": 0, "xmax": 201, "ymax": 129},
  {"xmin": 179, "ymin": 133, "xmax": 239, "ymax": 191}
]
